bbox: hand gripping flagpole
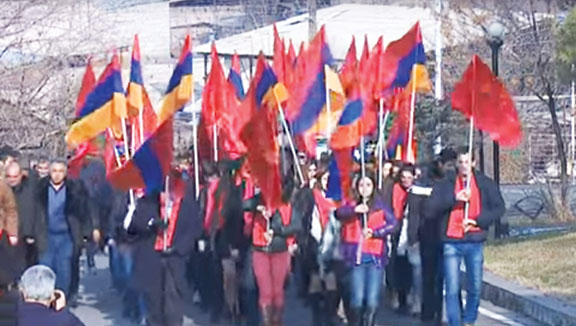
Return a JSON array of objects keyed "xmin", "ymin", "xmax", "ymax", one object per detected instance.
[
  {"xmin": 464, "ymin": 57, "xmax": 477, "ymax": 228},
  {"xmin": 356, "ymin": 135, "xmax": 367, "ymax": 265},
  {"xmin": 463, "ymin": 116, "xmax": 474, "ymax": 227}
]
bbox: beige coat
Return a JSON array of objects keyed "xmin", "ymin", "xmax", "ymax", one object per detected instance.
[{"xmin": 0, "ymin": 181, "xmax": 18, "ymax": 238}]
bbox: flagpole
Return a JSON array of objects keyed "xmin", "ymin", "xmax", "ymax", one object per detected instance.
[
  {"xmin": 356, "ymin": 135, "xmax": 367, "ymax": 265},
  {"xmin": 192, "ymin": 98, "xmax": 200, "ymax": 199},
  {"xmin": 213, "ymin": 124, "xmax": 218, "ymax": 162},
  {"xmin": 276, "ymin": 100, "xmax": 305, "ymax": 186},
  {"xmin": 163, "ymin": 175, "xmax": 170, "ymax": 252},
  {"xmin": 463, "ymin": 116, "xmax": 474, "ymax": 224},
  {"xmin": 406, "ymin": 67, "xmax": 418, "ymax": 162},
  {"xmin": 377, "ymin": 98, "xmax": 386, "ymax": 189},
  {"xmin": 325, "ymin": 65, "xmax": 332, "ymax": 139}
]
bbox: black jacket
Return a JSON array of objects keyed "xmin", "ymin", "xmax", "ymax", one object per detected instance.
[
  {"xmin": 18, "ymin": 302, "xmax": 84, "ymax": 326},
  {"xmin": 0, "ymin": 290, "xmax": 18, "ymax": 326},
  {"xmin": 34, "ymin": 178, "xmax": 92, "ymax": 254},
  {"xmin": 129, "ymin": 181, "xmax": 202, "ymax": 295},
  {"xmin": 424, "ymin": 171, "xmax": 505, "ymax": 243},
  {"xmin": 11, "ymin": 177, "xmax": 37, "ymax": 240},
  {"xmin": 391, "ymin": 189, "xmax": 427, "ymax": 249}
]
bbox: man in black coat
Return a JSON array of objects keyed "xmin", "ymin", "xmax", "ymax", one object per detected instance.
[
  {"xmin": 33, "ymin": 160, "xmax": 93, "ymax": 298},
  {"xmin": 129, "ymin": 174, "xmax": 202, "ymax": 326},
  {"xmin": 425, "ymin": 148, "xmax": 505, "ymax": 326},
  {"xmin": 5, "ymin": 162, "xmax": 38, "ymax": 268}
]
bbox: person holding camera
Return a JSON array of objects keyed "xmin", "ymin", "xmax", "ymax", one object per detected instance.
[{"xmin": 18, "ymin": 265, "xmax": 84, "ymax": 326}]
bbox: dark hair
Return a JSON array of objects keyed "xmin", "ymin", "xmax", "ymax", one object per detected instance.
[
  {"xmin": 439, "ymin": 147, "xmax": 457, "ymax": 164},
  {"xmin": 398, "ymin": 164, "xmax": 416, "ymax": 177},
  {"xmin": 455, "ymin": 146, "xmax": 476, "ymax": 161},
  {"xmin": 353, "ymin": 171, "xmax": 377, "ymax": 202}
]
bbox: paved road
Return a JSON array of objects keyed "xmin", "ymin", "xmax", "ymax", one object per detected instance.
[{"xmin": 72, "ymin": 254, "xmax": 540, "ymax": 326}]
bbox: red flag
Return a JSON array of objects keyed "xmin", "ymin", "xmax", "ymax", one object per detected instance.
[
  {"xmin": 451, "ymin": 55, "xmax": 522, "ymax": 147},
  {"xmin": 340, "ymin": 37, "xmax": 357, "ymax": 94},
  {"xmin": 273, "ymin": 24, "xmax": 286, "ymax": 84},
  {"xmin": 201, "ymin": 44, "xmax": 246, "ymax": 159},
  {"xmin": 240, "ymin": 54, "xmax": 283, "ymax": 210},
  {"xmin": 74, "ymin": 59, "xmax": 96, "ymax": 117},
  {"xmin": 285, "ymin": 40, "xmax": 297, "ymax": 91}
]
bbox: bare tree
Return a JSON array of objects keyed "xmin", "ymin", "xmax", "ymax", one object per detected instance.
[
  {"xmin": 443, "ymin": 0, "xmax": 573, "ymax": 219},
  {"xmin": 0, "ymin": 0, "xmax": 115, "ymax": 157}
]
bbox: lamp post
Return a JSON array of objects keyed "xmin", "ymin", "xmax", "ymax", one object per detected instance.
[{"xmin": 487, "ymin": 21, "xmax": 507, "ymax": 238}]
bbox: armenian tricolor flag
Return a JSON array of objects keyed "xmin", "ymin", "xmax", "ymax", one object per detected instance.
[
  {"xmin": 108, "ymin": 119, "xmax": 173, "ymax": 193},
  {"xmin": 240, "ymin": 54, "xmax": 287, "ymax": 210},
  {"xmin": 156, "ymin": 35, "xmax": 193, "ymax": 124},
  {"xmin": 385, "ymin": 22, "xmax": 431, "ymax": 93},
  {"xmin": 66, "ymin": 53, "xmax": 127, "ymax": 148},
  {"xmin": 127, "ymin": 35, "xmax": 158, "ymax": 149},
  {"xmin": 285, "ymin": 26, "xmax": 333, "ymax": 135}
]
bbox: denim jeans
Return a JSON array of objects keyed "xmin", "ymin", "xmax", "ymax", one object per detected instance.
[
  {"xmin": 39, "ymin": 232, "xmax": 74, "ymax": 296},
  {"xmin": 109, "ymin": 242, "xmax": 146, "ymax": 321},
  {"xmin": 443, "ymin": 242, "xmax": 484, "ymax": 326},
  {"xmin": 350, "ymin": 262, "xmax": 384, "ymax": 309},
  {"xmin": 407, "ymin": 243, "xmax": 422, "ymax": 305}
]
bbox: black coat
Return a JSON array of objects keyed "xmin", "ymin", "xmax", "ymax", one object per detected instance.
[
  {"xmin": 424, "ymin": 171, "xmax": 505, "ymax": 243},
  {"xmin": 35, "ymin": 178, "xmax": 93, "ymax": 254},
  {"xmin": 391, "ymin": 190, "xmax": 427, "ymax": 249},
  {"xmin": 11, "ymin": 177, "xmax": 37, "ymax": 240},
  {"xmin": 129, "ymin": 181, "xmax": 202, "ymax": 295}
]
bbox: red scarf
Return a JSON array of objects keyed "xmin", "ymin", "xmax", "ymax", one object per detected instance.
[
  {"xmin": 313, "ymin": 189, "xmax": 335, "ymax": 230},
  {"xmin": 392, "ymin": 183, "xmax": 408, "ymax": 220},
  {"xmin": 447, "ymin": 174, "xmax": 482, "ymax": 239},
  {"xmin": 154, "ymin": 179, "xmax": 186, "ymax": 251},
  {"xmin": 252, "ymin": 203, "xmax": 292, "ymax": 247}
]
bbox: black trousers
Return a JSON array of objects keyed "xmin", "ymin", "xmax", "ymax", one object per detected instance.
[
  {"xmin": 420, "ymin": 241, "xmax": 443, "ymax": 324},
  {"xmin": 144, "ymin": 258, "xmax": 184, "ymax": 326}
]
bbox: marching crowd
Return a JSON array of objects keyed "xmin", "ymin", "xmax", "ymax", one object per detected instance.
[{"xmin": 0, "ymin": 144, "xmax": 505, "ymax": 326}]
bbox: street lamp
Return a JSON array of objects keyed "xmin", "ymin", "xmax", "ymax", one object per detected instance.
[{"xmin": 486, "ymin": 21, "xmax": 506, "ymax": 238}]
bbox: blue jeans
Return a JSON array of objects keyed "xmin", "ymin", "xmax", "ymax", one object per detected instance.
[
  {"xmin": 109, "ymin": 242, "xmax": 146, "ymax": 321},
  {"xmin": 444, "ymin": 242, "xmax": 484, "ymax": 326},
  {"xmin": 350, "ymin": 262, "xmax": 384, "ymax": 309},
  {"xmin": 39, "ymin": 232, "xmax": 74, "ymax": 296}
]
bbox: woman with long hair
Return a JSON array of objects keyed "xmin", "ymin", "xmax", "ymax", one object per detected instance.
[{"xmin": 336, "ymin": 172, "xmax": 396, "ymax": 326}]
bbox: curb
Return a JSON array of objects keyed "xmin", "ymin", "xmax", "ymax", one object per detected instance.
[{"xmin": 481, "ymin": 270, "xmax": 576, "ymax": 326}]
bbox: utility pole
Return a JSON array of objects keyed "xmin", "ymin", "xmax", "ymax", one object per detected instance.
[{"xmin": 308, "ymin": 0, "xmax": 317, "ymax": 41}]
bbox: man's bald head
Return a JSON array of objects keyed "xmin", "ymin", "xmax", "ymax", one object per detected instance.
[{"xmin": 5, "ymin": 162, "xmax": 23, "ymax": 187}]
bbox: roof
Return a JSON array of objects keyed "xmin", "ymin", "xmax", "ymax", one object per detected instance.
[{"xmin": 195, "ymin": 3, "xmax": 482, "ymax": 60}]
